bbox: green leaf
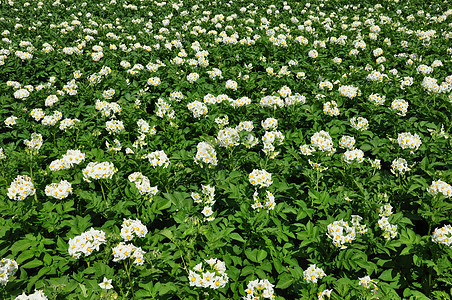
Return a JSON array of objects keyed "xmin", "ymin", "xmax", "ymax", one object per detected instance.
[
  {"xmin": 157, "ymin": 198, "xmax": 172, "ymax": 211},
  {"xmin": 21, "ymin": 259, "xmax": 43, "ymax": 269},
  {"xmin": 159, "ymin": 229, "xmax": 173, "ymax": 241},
  {"xmin": 230, "ymin": 232, "xmax": 245, "ymax": 243},
  {"xmin": 245, "ymin": 249, "xmax": 257, "ymax": 263},
  {"xmin": 16, "ymin": 250, "xmax": 35, "ymax": 264},
  {"xmin": 257, "ymin": 250, "xmax": 267, "ymax": 263},
  {"xmin": 158, "ymin": 282, "xmax": 177, "ymax": 296},
  {"xmin": 79, "ymin": 283, "xmax": 88, "ymax": 297},
  {"xmin": 276, "ymin": 273, "xmax": 293, "ymax": 289}
]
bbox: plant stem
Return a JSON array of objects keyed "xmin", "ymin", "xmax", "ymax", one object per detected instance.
[
  {"xmin": 124, "ymin": 260, "xmax": 136, "ymax": 300},
  {"xmin": 29, "ymin": 153, "xmax": 38, "ymax": 204},
  {"xmin": 100, "ymin": 181, "xmax": 108, "ymax": 208}
]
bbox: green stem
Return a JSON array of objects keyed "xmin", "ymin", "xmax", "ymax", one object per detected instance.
[
  {"xmin": 29, "ymin": 153, "xmax": 38, "ymax": 204},
  {"xmin": 100, "ymin": 181, "xmax": 108, "ymax": 208},
  {"xmin": 206, "ymin": 167, "xmax": 210, "ymax": 185},
  {"xmin": 124, "ymin": 260, "xmax": 136, "ymax": 300}
]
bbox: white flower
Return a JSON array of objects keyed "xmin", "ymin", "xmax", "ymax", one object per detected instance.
[
  {"xmin": 201, "ymin": 206, "xmax": 213, "ymax": 217},
  {"xmin": 7, "ymin": 175, "xmax": 35, "ymax": 201},
  {"xmin": 13, "ymin": 88, "xmax": 30, "ymax": 99},
  {"xmin": 82, "ymin": 161, "xmax": 117, "ymax": 182},
  {"xmin": 45, "ymin": 180, "xmax": 72, "ymax": 200},
  {"xmin": 99, "ymin": 277, "xmax": 113, "ymax": 290},
  {"xmin": 427, "ymin": 180, "xmax": 452, "ymax": 198},
  {"xmin": 326, "ymin": 220, "xmax": 356, "ymax": 249},
  {"xmin": 249, "ymin": 169, "xmax": 272, "ymax": 188},
  {"xmin": 397, "ymin": 132, "xmax": 421, "ymax": 151},
  {"xmin": 343, "ymin": 149, "xmax": 364, "ymax": 164},
  {"xmin": 432, "ymin": 224, "xmax": 452, "ymax": 247},
  {"xmin": 303, "ymin": 264, "xmax": 326, "ymax": 284},
  {"xmin": 146, "ymin": 150, "xmax": 170, "ymax": 168},
  {"xmin": 311, "ymin": 131, "xmax": 334, "ymax": 153},
  {"xmin": 391, "ymin": 158, "xmax": 410, "ymax": 175},
  {"xmin": 194, "ymin": 142, "xmax": 217, "ymax": 166}
]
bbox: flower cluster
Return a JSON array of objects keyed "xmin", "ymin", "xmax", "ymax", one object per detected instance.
[
  {"xmin": 319, "ymin": 80, "xmax": 333, "ymax": 91},
  {"xmin": 30, "ymin": 108, "xmax": 45, "ymax": 121},
  {"xmin": 368, "ymin": 93, "xmax": 386, "ymax": 106},
  {"xmin": 378, "ymin": 204, "xmax": 393, "ymax": 218},
  {"xmin": 45, "ymin": 95, "xmax": 59, "ymax": 106},
  {"xmin": 13, "ymin": 88, "xmax": 30, "ymax": 99},
  {"xmin": 310, "ymin": 130, "xmax": 335, "ymax": 153},
  {"xmin": 249, "ymin": 169, "xmax": 273, "ymax": 189},
  {"xmin": 24, "ymin": 132, "xmax": 43, "ymax": 152},
  {"xmin": 95, "ymin": 100, "xmax": 122, "ymax": 117},
  {"xmin": 225, "ymin": 79, "xmax": 238, "ymax": 90},
  {"xmin": 147, "ymin": 77, "xmax": 161, "ymax": 86},
  {"xmin": 145, "ymin": 150, "xmax": 170, "ymax": 168},
  {"xmin": 284, "ymin": 93, "xmax": 306, "ymax": 106},
  {"xmin": 82, "ymin": 161, "xmax": 117, "ymax": 182},
  {"xmin": 137, "ymin": 119, "xmax": 156, "ymax": 135},
  {"xmin": 377, "ymin": 204, "xmax": 398, "ymax": 240},
  {"xmin": 339, "ymin": 135, "xmax": 356, "ymax": 150},
  {"xmin": 432, "ymin": 224, "xmax": 452, "ymax": 247},
  {"xmin": 120, "ymin": 218, "xmax": 148, "ymax": 241},
  {"xmin": 68, "ymin": 228, "xmax": 106, "ymax": 259},
  {"xmin": 216, "ymin": 127, "xmax": 240, "ymax": 148},
  {"xmin": 105, "ymin": 120, "xmax": 124, "ymax": 134},
  {"xmin": 308, "ymin": 159, "xmax": 329, "ymax": 172},
  {"xmin": 397, "ymin": 132, "xmax": 422, "ymax": 151},
  {"xmin": 7, "ymin": 175, "xmax": 35, "ymax": 201},
  {"xmin": 358, "ymin": 276, "xmax": 378, "ymax": 294},
  {"xmin": 128, "ymin": 172, "xmax": 158, "ymax": 196},
  {"xmin": 0, "ymin": 258, "xmax": 18, "ymax": 286},
  {"xmin": 278, "ymin": 85, "xmax": 292, "ymax": 98},
  {"xmin": 192, "ymin": 184, "xmax": 216, "ymax": 221},
  {"xmin": 326, "ymin": 219, "xmax": 356, "ymax": 249},
  {"xmin": 338, "ymin": 85, "xmax": 361, "ymax": 99},
  {"xmin": 343, "ymin": 149, "xmax": 365, "ymax": 164},
  {"xmin": 391, "ymin": 158, "xmax": 411, "ymax": 175},
  {"xmin": 318, "ymin": 289, "xmax": 332, "ymax": 300},
  {"xmin": 59, "ymin": 118, "xmax": 80, "ymax": 131},
  {"xmin": 323, "ymin": 101, "xmax": 340, "ymax": 116},
  {"xmin": 260, "ymin": 95, "xmax": 284, "ymax": 109},
  {"xmin": 41, "ymin": 111, "xmax": 63, "ymax": 126},
  {"xmin": 390, "ymin": 99, "xmax": 409, "ymax": 116},
  {"xmin": 188, "ymin": 100, "xmax": 208, "ymax": 118},
  {"xmin": 243, "ymin": 278, "xmax": 275, "ymax": 300},
  {"xmin": 351, "ymin": 215, "xmax": 368, "ymax": 235},
  {"xmin": 4, "ymin": 115, "xmax": 17, "ymax": 127},
  {"xmin": 427, "ymin": 180, "xmax": 452, "ymax": 198},
  {"xmin": 261, "ymin": 118, "xmax": 278, "ymax": 130},
  {"xmin": 111, "ymin": 242, "xmax": 145, "ymax": 265},
  {"xmin": 106, "ymin": 139, "xmax": 122, "ymax": 152},
  {"xmin": 300, "ymin": 144, "xmax": 315, "ymax": 156},
  {"xmin": 49, "ymin": 149, "xmax": 85, "ymax": 171},
  {"xmin": 15, "ymin": 290, "xmax": 48, "ymax": 300},
  {"xmin": 187, "ymin": 72, "xmax": 200, "ymax": 83},
  {"xmin": 231, "ymin": 96, "xmax": 253, "ymax": 108},
  {"xmin": 45, "ymin": 180, "xmax": 72, "ymax": 200},
  {"xmin": 262, "ymin": 130, "xmax": 284, "ymax": 158},
  {"xmin": 350, "ymin": 117, "xmax": 369, "ymax": 131},
  {"xmin": 215, "ymin": 115, "xmax": 229, "ymax": 128},
  {"xmin": 303, "ymin": 264, "xmax": 326, "ymax": 284},
  {"xmin": 251, "ymin": 190, "xmax": 276, "ymax": 211},
  {"xmin": 188, "ymin": 258, "xmax": 228, "ymax": 289},
  {"xmin": 194, "ymin": 142, "xmax": 218, "ymax": 166}
]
